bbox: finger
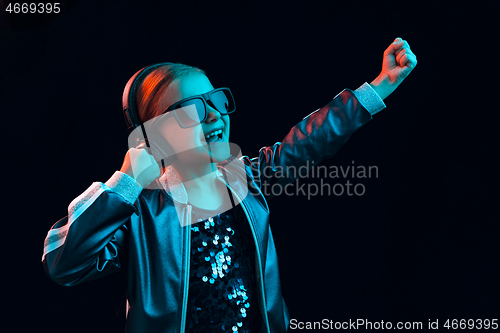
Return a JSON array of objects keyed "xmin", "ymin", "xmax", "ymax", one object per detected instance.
[
  {"xmin": 405, "ymin": 47, "xmax": 416, "ymax": 60},
  {"xmin": 399, "ymin": 53, "xmax": 409, "ymax": 67},
  {"xmin": 395, "ymin": 46, "xmax": 405, "ymax": 58},
  {"xmin": 401, "ymin": 39, "xmax": 412, "ymax": 52},
  {"xmin": 396, "ymin": 48, "xmax": 407, "ymax": 64},
  {"xmin": 399, "ymin": 45, "xmax": 416, "ymax": 64},
  {"xmin": 384, "ymin": 38, "xmax": 404, "ymax": 55},
  {"xmin": 406, "ymin": 53, "xmax": 418, "ymax": 68},
  {"xmin": 137, "ymin": 142, "xmax": 148, "ymax": 149},
  {"xmin": 385, "ymin": 42, "xmax": 403, "ymax": 56},
  {"xmin": 400, "ymin": 40, "xmax": 415, "ymax": 59},
  {"xmin": 396, "ymin": 39, "xmax": 412, "ymax": 55}
]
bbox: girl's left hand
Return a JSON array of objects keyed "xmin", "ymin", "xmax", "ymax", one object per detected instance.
[
  {"xmin": 381, "ymin": 37, "xmax": 418, "ymax": 85},
  {"xmin": 370, "ymin": 37, "xmax": 418, "ymax": 100}
]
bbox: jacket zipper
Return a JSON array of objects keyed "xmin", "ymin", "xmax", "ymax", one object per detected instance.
[
  {"xmin": 180, "ymin": 204, "xmax": 192, "ymax": 333},
  {"xmin": 179, "ymin": 183, "xmax": 271, "ymax": 332},
  {"xmin": 227, "ymin": 186, "xmax": 271, "ymax": 333}
]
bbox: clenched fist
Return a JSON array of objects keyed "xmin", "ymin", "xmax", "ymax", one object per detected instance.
[
  {"xmin": 120, "ymin": 143, "xmax": 161, "ymax": 188},
  {"xmin": 370, "ymin": 37, "xmax": 418, "ymax": 100}
]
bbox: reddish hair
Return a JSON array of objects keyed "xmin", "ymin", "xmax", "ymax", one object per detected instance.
[{"xmin": 135, "ymin": 63, "xmax": 206, "ymax": 123}]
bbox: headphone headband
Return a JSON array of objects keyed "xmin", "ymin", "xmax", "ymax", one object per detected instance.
[{"xmin": 122, "ymin": 63, "xmax": 169, "ymax": 130}]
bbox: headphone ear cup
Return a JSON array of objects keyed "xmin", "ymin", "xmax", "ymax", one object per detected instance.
[
  {"xmin": 151, "ymin": 144, "xmax": 160, "ymax": 156},
  {"xmin": 149, "ymin": 141, "xmax": 166, "ymax": 158},
  {"xmin": 149, "ymin": 140, "xmax": 177, "ymax": 167}
]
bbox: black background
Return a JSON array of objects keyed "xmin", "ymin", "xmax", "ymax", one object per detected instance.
[{"xmin": 2, "ymin": 0, "xmax": 499, "ymax": 331}]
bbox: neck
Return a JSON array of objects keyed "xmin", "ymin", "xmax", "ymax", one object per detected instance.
[{"xmin": 170, "ymin": 159, "xmax": 218, "ymax": 191}]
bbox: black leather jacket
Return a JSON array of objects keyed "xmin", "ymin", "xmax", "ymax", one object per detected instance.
[{"xmin": 42, "ymin": 86, "xmax": 383, "ymax": 333}]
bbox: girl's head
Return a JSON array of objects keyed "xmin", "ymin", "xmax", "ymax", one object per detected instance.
[
  {"xmin": 135, "ymin": 63, "xmax": 205, "ymax": 124},
  {"xmin": 133, "ymin": 63, "xmax": 232, "ymax": 169}
]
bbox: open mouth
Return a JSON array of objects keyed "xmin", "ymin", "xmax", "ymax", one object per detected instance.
[{"xmin": 204, "ymin": 128, "xmax": 223, "ymax": 143}]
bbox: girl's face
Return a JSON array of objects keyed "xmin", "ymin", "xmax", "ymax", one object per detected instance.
[{"xmin": 155, "ymin": 72, "xmax": 231, "ymax": 166}]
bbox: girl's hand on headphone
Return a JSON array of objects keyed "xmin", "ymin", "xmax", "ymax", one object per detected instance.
[{"xmin": 120, "ymin": 143, "xmax": 161, "ymax": 188}]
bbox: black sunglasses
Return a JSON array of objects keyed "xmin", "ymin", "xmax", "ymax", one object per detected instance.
[{"xmin": 160, "ymin": 87, "xmax": 236, "ymax": 128}]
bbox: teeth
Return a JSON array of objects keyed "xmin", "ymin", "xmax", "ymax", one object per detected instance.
[{"xmin": 205, "ymin": 129, "xmax": 222, "ymax": 139}]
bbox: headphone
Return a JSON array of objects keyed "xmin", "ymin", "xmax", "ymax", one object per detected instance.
[{"xmin": 122, "ymin": 63, "xmax": 176, "ymax": 165}]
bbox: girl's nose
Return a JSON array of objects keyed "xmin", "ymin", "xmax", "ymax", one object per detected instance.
[{"xmin": 205, "ymin": 106, "xmax": 221, "ymax": 123}]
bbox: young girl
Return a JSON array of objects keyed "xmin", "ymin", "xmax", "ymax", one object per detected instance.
[{"xmin": 42, "ymin": 38, "xmax": 417, "ymax": 333}]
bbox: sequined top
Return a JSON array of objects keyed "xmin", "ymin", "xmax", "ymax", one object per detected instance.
[{"xmin": 186, "ymin": 202, "xmax": 262, "ymax": 333}]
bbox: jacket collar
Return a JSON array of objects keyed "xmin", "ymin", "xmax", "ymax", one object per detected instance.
[{"xmin": 157, "ymin": 165, "xmax": 225, "ymax": 205}]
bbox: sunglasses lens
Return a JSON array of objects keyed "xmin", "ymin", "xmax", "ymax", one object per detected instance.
[
  {"xmin": 174, "ymin": 99, "xmax": 205, "ymax": 127},
  {"xmin": 168, "ymin": 89, "xmax": 235, "ymax": 128},
  {"xmin": 210, "ymin": 89, "xmax": 235, "ymax": 114}
]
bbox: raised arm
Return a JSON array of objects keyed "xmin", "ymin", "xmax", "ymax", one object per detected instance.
[{"xmin": 243, "ymin": 38, "xmax": 417, "ymax": 198}]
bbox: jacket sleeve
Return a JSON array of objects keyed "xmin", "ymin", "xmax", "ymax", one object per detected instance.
[
  {"xmin": 242, "ymin": 82, "xmax": 386, "ymax": 198},
  {"xmin": 42, "ymin": 171, "xmax": 143, "ymax": 286}
]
